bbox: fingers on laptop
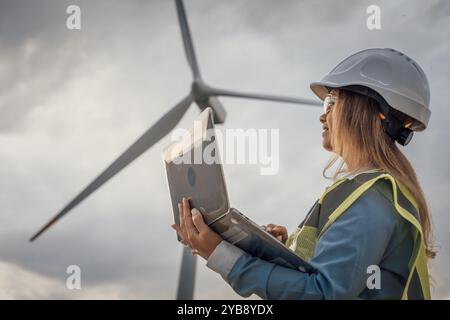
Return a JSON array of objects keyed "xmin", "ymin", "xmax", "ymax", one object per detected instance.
[
  {"xmin": 178, "ymin": 197, "xmax": 198, "ymax": 248},
  {"xmin": 172, "ymin": 197, "xmax": 196, "ymax": 246},
  {"xmin": 191, "ymin": 208, "xmax": 208, "ymax": 233},
  {"xmin": 183, "ymin": 197, "xmax": 197, "ymax": 237}
]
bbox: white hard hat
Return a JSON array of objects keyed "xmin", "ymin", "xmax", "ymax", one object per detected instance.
[{"xmin": 310, "ymin": 48, "xmax": 431, "ymax": 131}]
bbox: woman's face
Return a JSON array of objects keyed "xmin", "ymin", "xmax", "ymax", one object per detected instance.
[{"xmin": 319, "ymin": 89, "xmax": 338, "ymax": 152}]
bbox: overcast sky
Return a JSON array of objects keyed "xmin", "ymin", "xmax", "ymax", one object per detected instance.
[{"xmin": 1, "ymin": 0, "xmax": 449, "ymax": 299}]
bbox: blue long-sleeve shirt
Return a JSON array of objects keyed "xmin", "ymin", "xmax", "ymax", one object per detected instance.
[{"xmin": 206, "ymin": 179, "xmax": 415, "ymax": 299}]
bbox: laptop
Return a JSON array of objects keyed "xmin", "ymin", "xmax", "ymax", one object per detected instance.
[{"xmin": 162, "ymin": 107, "xmax": 316, "ymax": 273}]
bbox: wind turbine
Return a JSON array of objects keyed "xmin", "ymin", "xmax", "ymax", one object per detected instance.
[{"xmin": 30, "ymin": 0, "xmax": 321, "ymax": 299}]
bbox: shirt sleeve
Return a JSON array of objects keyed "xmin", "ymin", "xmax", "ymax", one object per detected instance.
[{"xmin": 206, "ymin": 188, "xmax": 398, "ymax": 299}]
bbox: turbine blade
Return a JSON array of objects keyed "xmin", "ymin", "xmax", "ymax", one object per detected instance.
[
  {"xmin": 30, "ymin": 94, "xmax": 193, "ymax": 242},
  {"xmin": 175, "ymin": 0, "xmax": 201, "ymax": 79},
  {"xmin": 176, "ymin": 246, "xmax": 197, "ymax": 300},
  {"xmin": 211, "ymin": 87, "xmax": 322, "ymax": 106}
]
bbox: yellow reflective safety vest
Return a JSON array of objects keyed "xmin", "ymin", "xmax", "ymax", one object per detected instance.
[{"xmin": 285, "ymin": 171, "xmax": 431, "ymax": 300}]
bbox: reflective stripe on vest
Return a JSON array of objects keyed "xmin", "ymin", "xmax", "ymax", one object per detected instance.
[{"xmin": 285, "ymin": 171, "xmax": 431, "ymax": 300}]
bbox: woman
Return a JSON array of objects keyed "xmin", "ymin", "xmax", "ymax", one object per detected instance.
[{"xmin": 171, "ymin": 48, "xmax": 435, "ymax": 299}]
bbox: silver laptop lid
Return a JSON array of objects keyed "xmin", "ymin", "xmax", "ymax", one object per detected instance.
[{"xmin": 162, "ymin": 107, "xmax": 230, "ymax": 225}]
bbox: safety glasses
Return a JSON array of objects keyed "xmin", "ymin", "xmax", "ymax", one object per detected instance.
[{"xmin": 323, "ymin": 94, "xmax": 336, "ymax": 114}]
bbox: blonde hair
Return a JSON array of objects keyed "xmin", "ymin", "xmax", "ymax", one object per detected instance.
[{"xmin": 323, "ymin": 89, "xmax": 436, "ymax": 258}]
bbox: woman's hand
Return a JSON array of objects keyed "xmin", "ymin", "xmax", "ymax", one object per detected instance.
[
  {"xmin": 171, "ymin": 197, "xmax": 223, "ymax": 260},
  {"xmin": 262, "ymin": 224, "xmax": 288, "ymax": 244}
]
